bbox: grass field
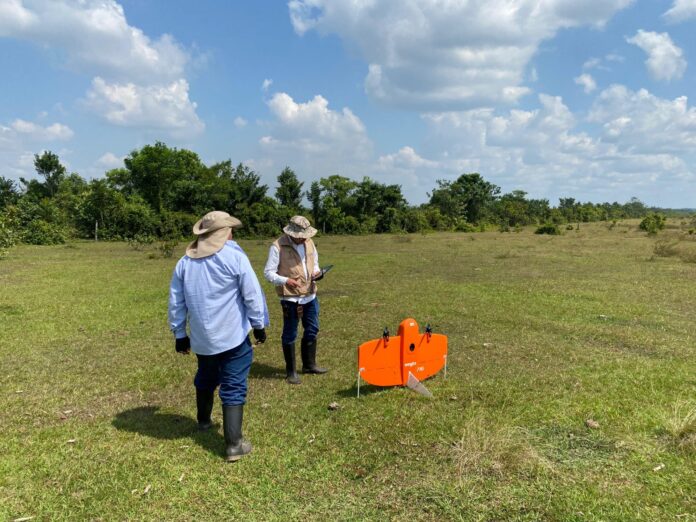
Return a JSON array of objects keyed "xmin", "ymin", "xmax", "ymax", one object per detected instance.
[{"xmin": 1, "ymin": 221, "xmax": 695, "ymax": 521}]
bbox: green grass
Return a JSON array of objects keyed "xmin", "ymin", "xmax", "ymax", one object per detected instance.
[{"xmin": 1, "ymin": 222, "xmax": 695, "ymax": 521}]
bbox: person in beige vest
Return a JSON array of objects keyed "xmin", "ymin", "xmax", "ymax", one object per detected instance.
[{"xmin": 264, "ymin": 215, "xmax": 328, "ymax": 384}]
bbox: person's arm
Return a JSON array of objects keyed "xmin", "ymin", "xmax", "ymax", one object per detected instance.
[
  {"xmin": 238, "ymin": 254, "xmax": 270, "ymax": 329},
  {"xmin": 264, "ymin": 244, "xmax": 300, "ymax": 288},
  {"xmin": 168, "ymin": 260, "xmax": 189, "ymax": 352},
  {"xmin": 263, "ymin": 245, "xmax": 287, "ymax": 285},
  {"xmin": 313, "ymin": 247, "xmax": 320, "ymax": 277}
]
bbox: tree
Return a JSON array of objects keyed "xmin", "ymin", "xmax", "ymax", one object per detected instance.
[
  {"xmin": 34, "ymin": 151, "xmax": 66, "ymax": 197},
  {"xmin": 0, "ymin": 176, "xmax": 18, "ymax": 209},
  {"xmin": 558, "ymin": 197, "xmax": 578, "ymax": 222},
  {"xmin": 308, "ymin": 181, "xmax": 322, "ymax": 230},
  {"xmin": 496, "ymin": 190, "xmax": 531, "ymax": 227},
  {"xmin": 276, "ymin": 167, "xmax": 304, "ymax": 210},
  {"xmin": 430, "ymin": 173, "xmax": 500, "ymax": 224},
  {"xmin": 123, "ymin": 142, "xmax": 206, "ymax": 212},
  {"xmin": 354, "ymin": 178, "xmax": 406, "ymax": 218}
]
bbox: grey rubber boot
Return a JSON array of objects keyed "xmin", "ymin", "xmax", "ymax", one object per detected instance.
[
  {"xmin": 196, "ymin": 388, "xmax": 214, "ymax": 431},
  {"xmin": 222, "ymin": 405, "xmax": 252, "ymax": 462},
  {"xmin": 301, "ymin": 338, "xmax": 328, "ymax": 374},
  {"xmin": 282, "ymin": 343, "xmax": 301, "ymax": 384}
]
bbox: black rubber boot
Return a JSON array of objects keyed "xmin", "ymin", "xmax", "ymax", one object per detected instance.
[
  {"xmin": 282, "ymin": 343, "xmax": 301, "ymax": 384},
  {"xmin": 301, "ymin": 338, "xmax": 328, "ymax": 374},
  {"xmin": 196, "ymin": 388, "xmax": 214, "ymax": 431},
  {"xmin": 222, "ymin": 405, "xmax": 252, "ymax": 462}
]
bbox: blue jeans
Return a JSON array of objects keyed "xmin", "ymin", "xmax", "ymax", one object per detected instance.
[
  {"xmin": 281, "ymin": 297, "xmax": 320, "ymax": 345},
  {"xmin": 194, "ymin": 337, "xmax": 253, "ymax": 406}
]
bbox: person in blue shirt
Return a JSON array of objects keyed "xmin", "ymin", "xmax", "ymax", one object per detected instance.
[{"xmin": 168, "ymin": 211, "xmax": 269, "ymax": 462}]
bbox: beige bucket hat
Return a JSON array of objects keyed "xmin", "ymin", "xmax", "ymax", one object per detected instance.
[
  {"xmin": 283, "ymin": 215, "xmax": 317, "ymax": 239},
  {"xmin": 186, "ymin": 211, "xmax": 242, "ymax": 259}
]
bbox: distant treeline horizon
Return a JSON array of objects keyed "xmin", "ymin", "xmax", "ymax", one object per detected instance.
[{"xmin": 0, "ymin": 141, "xmax": 692, "ymax": 247}]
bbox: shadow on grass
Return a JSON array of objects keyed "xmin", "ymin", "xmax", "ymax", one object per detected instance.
[
  {"xmin": 249, "ymin": 360, "xmax": 285, "ymax": 380},
  {"xmin": 335, "ymin": 383, "xmax": 388, "ymax": 398},
  {"xmin": 112, "ymin": 406, "xmax": 222, "ymax": 458}
]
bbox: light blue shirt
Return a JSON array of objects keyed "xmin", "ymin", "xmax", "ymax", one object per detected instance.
[{"xmin": 168, "ymin": 241, "xmax": 270, "ymax": 356}]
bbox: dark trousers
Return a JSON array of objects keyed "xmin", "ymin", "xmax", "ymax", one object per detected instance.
[
  {"xmin": 281, "ymin": 297, "xmax": 320, "ymax": 345},
  {"xmin": 194, "ymin": 337, "xmax": 253, "ymax": 406}
]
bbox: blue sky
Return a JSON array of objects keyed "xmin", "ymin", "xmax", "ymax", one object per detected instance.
[{"xmin": 1, "ymin": 0, "xmax": 695, "ymax": 207}]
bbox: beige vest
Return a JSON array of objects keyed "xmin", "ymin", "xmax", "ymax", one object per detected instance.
[{"xmin": 273, "ymin": 235, "xmax": 318, "ymax": 297}]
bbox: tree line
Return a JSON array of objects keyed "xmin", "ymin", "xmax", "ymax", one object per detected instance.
[{"xmin": 0, "ymin": 141, "xmax": 674, "ymax": 251}]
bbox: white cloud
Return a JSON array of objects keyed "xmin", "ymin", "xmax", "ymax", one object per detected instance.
[
  {"xmin": 583, "ymin": 54, "xmax": 624, "ymax": 71},
  {"xmin": 254, "ymin": 92, "xmax": 373, "ymax": 189},
  {"xmin": 0, "ymin": 0, "xmax": 35, "ymax": 32},
  {"xmin": 583, "ymin": 57, "xmax": 602, "ymax": 70},
  {"xmin": 574, "ymin": 73, "xmax": 597, "ymax": 93},
  {"xmin": 262, "ymin": 79, "xmax": 273, "ymax": 92},
  {"xmin": 0, "ymin": 1, "xmax": 204, "ymax": 135},
  {"xmin": 85, "ymin": 77, "xmax": 204, "ymax": 137},
  {"xmin": 416, "ymin": 87, "xmax": 696, "ymax": 205},
  {"xmin": 574, "ymin": 73, "xmax": 597, "ymax": 94},
  {"xmin": 96, "ymin": 152, "xmax": 123, "ymax": 169},
  {"xmin": 233, "ymin": 116, "xmax": 248, "ymax": 128},
  {"xmin": 626, "ymin": 30, "xmax": 686, "ymax": 81},
  {"xmin": 0, "ymin": 117, "xmax": 74, "ymax": 178},
  {"xmin": 588, "ymin": 84, "xmax": 696, "ymax": 153},
  {"xmin": 0, "ymin": 0, "xmax": 188, "ymax": 83},
  {"xmin": 264, "ymin": 92, "xmax": 370, "ymax": 156},
  {"xmin": 10, "ymin": 119, "xmax": 74, "ymax": 141},
  {"xmin": 663, "ymin": 0, "xmax": 696, "ymax": 23},
  {"xmin": 289, "ymin": 0, "xmax": 634, "ymax": 109},
  {"xmin": 377, "ymin": 146, "xmax": 438, "ymax": 170}
]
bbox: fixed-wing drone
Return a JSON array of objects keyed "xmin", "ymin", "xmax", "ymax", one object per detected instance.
[{"xmin": 357, "ymin": 318, "xmax": 448, "ymax": 397}]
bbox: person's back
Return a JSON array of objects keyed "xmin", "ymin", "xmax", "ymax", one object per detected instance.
[
  {"xmin": 172, "ymin": 241, "xmax": 265, "ymax": 355},
  {"xmin": 168, "ymin": 211, "xmax": 268, "ymax": 462}
]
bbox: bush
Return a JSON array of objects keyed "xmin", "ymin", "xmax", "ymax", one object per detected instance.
[
  {"xmin": 21, "ymin": 219, "xmax": 68, "ymax": 245},
  {"xmin": 535, "ymin": 223, "xmax": 561, "ymax": 235},
  {"xmin": 402, "ymin": 209, "xmax": 429, "ymax": 233},
  {"xmin": 127, "ymin": 233, "xmax": 156, "ymax": 251},
  {"xmin": 0, "ymin": 215, "xmax": 18, "ymax": 259},
  {"xmin": 639, "ymin": 213, "xmax": 666, "ymax": 235},
  {"xmin": 158, "ymin": 239, "xmax": 179, "ymax": 258},
  {"xmin": 456, "ymin": 220, "xmax": 477, "ymax": 232},
  {"xmin": 158, "ymin": 211, "xmax": 197, "ymax": 240}
]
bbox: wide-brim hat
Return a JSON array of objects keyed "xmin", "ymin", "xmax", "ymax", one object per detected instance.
[
  {"xmin": 283, "ymin": 215, "xmax": 317, "ymax": 239},
  {"xmin": 186, "ymin": 211, "xmax": 242, "ymax": 259}
]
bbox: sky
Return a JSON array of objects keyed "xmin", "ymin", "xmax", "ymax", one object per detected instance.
[{"xmin": 1, "ymin": 0, "xmax": 695, "ymax": 208}]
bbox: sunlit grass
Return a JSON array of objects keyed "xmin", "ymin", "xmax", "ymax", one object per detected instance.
[{"xmin": 1, "ymin": 221, "xmax": 695, "ymax": 520}]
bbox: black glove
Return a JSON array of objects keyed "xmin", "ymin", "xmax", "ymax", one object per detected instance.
[
  {"xmin": 175, "ymin": 336, "xmax": 191, "ymax": 354},
  {"xmin": 253, "ymin": 328, "xmax": 267, "ymax": 344}
]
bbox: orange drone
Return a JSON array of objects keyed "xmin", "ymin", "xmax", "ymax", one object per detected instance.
[{"xmin": 357, "ymin": 318, "xmax": 448, "ymax": 397}]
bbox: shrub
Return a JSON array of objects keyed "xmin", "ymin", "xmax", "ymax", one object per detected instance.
[
  {"xmin": 535, "ymin": 223, "xmax": 560, "ymax": 235},
  {"xmin": 158, "ymin": 239, "xmax": 179, "ymax": 258},
  {"xmin": 127, "ymin": 233, "xmax": 156, "ymax": 251},
  {"xmin": 402, "ymin": 209, "xmax": 429, "ymax": 233},
  {"xmin": 456, "ymin": 220, "xmax": 476, "ymax": 232},
  {"xmin": 0, "ymin": 215, "xmax": 18, "ymax": 259},
  {"xmin": 158, "ymin": 211, "xmax": 197, "ymax": 240},
  {"xmin": 566, "ymin": 224, "xmax": 574, "ymax": 230},
  {"xmin": 639, "ymin": 213, "xmax": 666, "ymax": 235},
  {"xmin": 21, "ymin": 220, "xmax": 68, "ymax": 245}
]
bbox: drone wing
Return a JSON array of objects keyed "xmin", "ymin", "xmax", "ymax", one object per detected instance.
[{"xmin": 358, "ymin": 335, "xmax": 403, "ymax": 387}]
